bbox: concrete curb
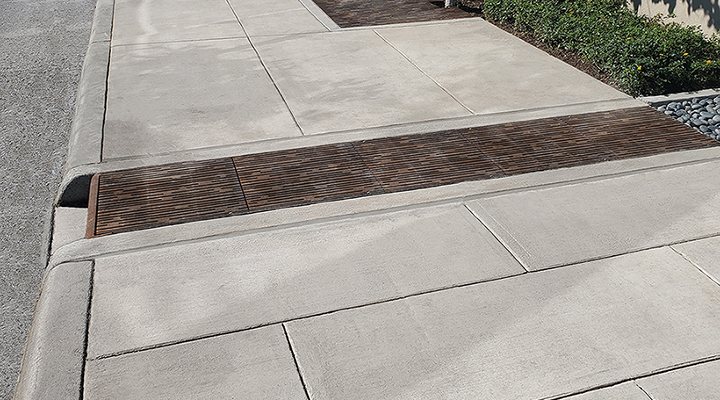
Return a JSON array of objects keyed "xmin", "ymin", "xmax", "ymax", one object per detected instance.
[
  {"xmin": 88, "ymin": 0, "xmax": 114, "ymax": 44},
  {"xmin": 14, "ymin": 262, "xmax": 93, "ymax": 400},
  {"xmin": 63, "ymin": 41, "xmax": 108, "ymax": 173},
  {"xmin": 14, "ymin": 0, "xmax": 111, "ymax": 396},
  {"xmin": 639, "ymin": 88, "xmax": 720, "ymax": 105},
  {"xmin": 57, "ymin": 0, "xmax": 114, "ymax": 206}
]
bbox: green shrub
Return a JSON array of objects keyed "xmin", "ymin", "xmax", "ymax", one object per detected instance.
[{"xmin": 482, "ymin": 0, "xmax": 720, "ymax": 96}]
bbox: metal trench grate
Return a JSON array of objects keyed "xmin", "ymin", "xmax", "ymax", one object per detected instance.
[
  {"xmin": 461, "ymin": 117, "xmax": 616, "ymax": 175},
  {"xmin": 87, "ymin": 107, "xmax": 718, "ymax": 236},
  {"xmin": 89, "ymin": 159, "xmax": 249, "ymax": 237},
  {"xmin": 311, "ymin": 0, "xmax": 478, "ymax": 28},
  {"xmin": 233, "ymin": 143, "xmax": 384, "ymax": 213},
  {"xmin": 352, "ymin": 131, "xmax": 502, "ymax": 192},
  {"xmin": 557, "ymin": 107, "xmax": 716, "ymax": 159}
]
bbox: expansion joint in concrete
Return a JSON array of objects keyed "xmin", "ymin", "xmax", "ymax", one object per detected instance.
[
  {"xmin": 282, "ymin": 324, "xmax": 312, "ymax": 400},
  {"xmin": 463, "ymin": 203, "xmax": 530, "ymax": 272},
  {"xmin": 224, "ymin": 0, "xmax": 306, "ymax": 135},
  {"xmin": 99, "ymin": 0, "xmax": 115, "ymax": 163},
  {"xmin": 373, "ymin": 29, "xmax": 476, "ymax": 114},
  {"xmin": 669, "ymin": 242, "xmax": 720, "ymax": 287},
  {"xmin": 78, "ymin": 260, "xmax": 95, "ymax": 400}
]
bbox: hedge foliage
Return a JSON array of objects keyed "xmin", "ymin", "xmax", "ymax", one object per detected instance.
[{"xmin": 481, "ymin": 0, "xmax": 720, "ymax": 96}]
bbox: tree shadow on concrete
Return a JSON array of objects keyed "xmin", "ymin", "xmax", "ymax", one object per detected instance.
[{"xmin": 631, "ymin": 0, "xmax": 720, "ymax": 33}]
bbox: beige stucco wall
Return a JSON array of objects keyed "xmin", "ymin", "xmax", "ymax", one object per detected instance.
[{"xmin": 629, "ymin": 0, "xmax": 719, "ymax": 37}]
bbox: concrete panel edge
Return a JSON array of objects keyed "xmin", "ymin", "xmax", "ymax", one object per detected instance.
[
  {"xmin": 62, "ymin": 40, "xmax": 109, "ymax": 178},
  {"xmin": 95, "ymin": 97, "xmax": 646, "ymax": 169},
  {"xmin": 45, "ymin": 148, "xmax": 720, "ymax": 271},
  {"xmin": 13, "ymin": 261, "xmax": 93, "ymax": 400},
  {"xmin": 639, "ymin": 88, "xmax": 720, "ymax": 105},
  {"xmin": 89, "ymin": 0, "xmax": 114, "ymax": 44},
  {"xmin": 59, "ymin": 0, "xmax": 113, "ymax": 205},
  {"xmin": 296, "ymin": 0, "xmax": 341, "ymax": 31}
]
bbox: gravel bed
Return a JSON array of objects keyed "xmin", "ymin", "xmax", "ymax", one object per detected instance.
[{"xmin": 654, "ymin": 96, "xmax": 720, "ymax": 141}]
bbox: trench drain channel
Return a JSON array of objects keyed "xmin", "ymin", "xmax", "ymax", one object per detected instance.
[{"xmin": 86, "ymin": 107, "xmax": 718, "ymax": 237}]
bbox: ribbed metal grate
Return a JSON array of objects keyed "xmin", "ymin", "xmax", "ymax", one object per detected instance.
[
  {"xmin": 92, "ymin": 159, "xmax": 248, "ymax": 236},
  {"xmin": 461, "ymin": 117, "xmax": 615, "ymax": 175},
  {"xmin": 558, "ymin": 106, "xmax": 717, "ymax": 159},
  {"xmin": 352, "ymin": 131, "xmax": 502, "ymax": 192},
  {"xmin": 311, "ymin": 0, "xmax": 477, "ymax": 28},
  {"xmin": 233, "ymin": 143, "xmax": 383, "ymax": 212},
  {"xmin": 88, "ymin": 107, "xmax": 718, "ymax": 236}
]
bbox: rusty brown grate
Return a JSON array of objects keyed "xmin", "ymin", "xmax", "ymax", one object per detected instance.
[
  {"xmin": 88, "ymin": 107, "xmax": 718, "ymax": 237},
  {"xmin": 233, "ymin": 143, "xmax": 383, "ymax": 212},
  {"xmin": 352, "ymin": 131, "xmax": 502, "ymax": 192},
  {"xmin": 462, "ymin": 117, "xmax": 615, "ymax": 175},
  {"xmin": 558, "ymin": 106, "xmax": 717, "ymax": 159},
  {"xmin": 90, "ymin": 159, "xmax": 248, "ymax": 236},
  {"xmin": 311, "ymin": 0, "xmax": 478, "ymax": 28}
]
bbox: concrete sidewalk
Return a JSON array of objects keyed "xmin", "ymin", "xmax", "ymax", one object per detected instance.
[{"xmin": 14, "ymin": 0, "xmax": 720, "ymax": 398}]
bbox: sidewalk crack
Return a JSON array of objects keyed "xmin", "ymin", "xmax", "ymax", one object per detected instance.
[{"xmin": 634, "ymin": 381, "xmax": 655, "ymax": 400}]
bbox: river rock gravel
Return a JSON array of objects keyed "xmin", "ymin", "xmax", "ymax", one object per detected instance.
[{"xmin": 654, "ymin": 96, "xmax": 720, "ymax": 141}]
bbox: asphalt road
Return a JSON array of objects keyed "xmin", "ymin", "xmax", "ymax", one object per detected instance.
[{"xmin": 0, "ymin": 0, "xmax": 95, "ymax": 397}]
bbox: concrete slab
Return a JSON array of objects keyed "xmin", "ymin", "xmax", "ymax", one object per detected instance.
[
  {"xmin": 466, "ymin": 159, "xmax": 720, "ymax": 270},
  {"xmin": 111, "ymin": 0, "xmax": 244, "ymax": 45},
  {"xmin": 375, "ymin": 19, "xmax": 635, "ymax": 115},
  {"xmin": 240, "ymin": 8, "xmax": 329, "ymax": 37},
  {"xmin": 253, "ymin": 30, "xmax": 471, "ymax": 135},
  {"xmin": 564, "ymin": 383, "xmax": 650, "ymax": 400},
  {"xmin": 285, "ymin": 247, "xmax": 720, "ymax": 400},
  {"xmin": 103, "ymin": 38, "xmax": 302, "ymax": 159},
  {"xmin": 14, "ymin": 262, "xmax": 92, "ymax": 400},
  {"xmin": 672, "ymin": 236, "xmax": 720, "ymax": 284},
  {"xmin": 637, "ymin": 360, "xmax": 720, "ymax": 399},
  {"xmin": 227, "ymin": 0, "xmax": 328, "ymax": 36},
  {"xmin": 84, "ymin": 325, "xmax": 306, "ymax": 399},
  {"xmin": 51, "ymin": 207, "xmax": 88, "ymax": 253},
  {"xmin": 87, "ymin": 204, "xmax": 523, "ymax": 358},
  {"xmin": 228, "ymin": 0, "xmax": 311, "ymax": 17}
]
